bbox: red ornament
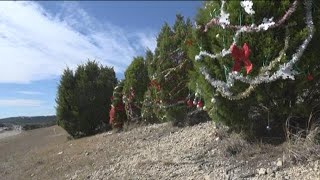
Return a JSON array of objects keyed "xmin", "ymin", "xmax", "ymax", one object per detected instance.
[
  {"xmin": 185, "ymin": 39, "xmax": 193, "ymax": 46},
  {"xmin": 307, "ymin": 73, "xmax": 314, "ymax": 81},
  {"xmin": 186, "ymin": 99, "xmax": 193, "ymax": 107},
  {"xmin": 230, "ymin": 43, "xmax": 253, "ymax": 74},
  {"xmin": 197, "ymin": 101, "xmax": 203, "ymax": 108},
  {"xmin": 116, "ymin": 103, "xmax": 125, "ymax": 111},
  {"xmin": 109, "ymin": 106, "xmax": 115, "ymax": 124},
  {"xmin": 150, "ymin": 80, "xmax": 161, "ymax": 91}
]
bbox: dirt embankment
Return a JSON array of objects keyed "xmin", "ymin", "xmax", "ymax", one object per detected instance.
[{"xmin": 0, "ymin": 123, "xmax": 319, "ymax": 180}]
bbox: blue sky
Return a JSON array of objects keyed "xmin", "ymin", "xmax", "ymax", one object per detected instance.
[{"xmin": 0, "ymin": 1, "xmax": 202, "ymax": 118}]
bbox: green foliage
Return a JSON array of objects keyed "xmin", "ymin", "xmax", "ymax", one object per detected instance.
[
  {"xmin": 189, "ymin": 0, "xmax": 320, "ymax": 137},
  {"xmin": 56, "ymin": 60, "xmax": 117, "ymax": 138},
  {"xmin": 123, "ymin": 56, "xmax": 149, "ymax": 121},
  {"xmin": 141, "ymin": 14, "xmax": 194, "ymax": 123}
]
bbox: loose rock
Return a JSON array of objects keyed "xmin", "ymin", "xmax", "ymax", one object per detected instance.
[{"xmin": 258, "ymin": 168, "xmax": 267, "ymax": 175}]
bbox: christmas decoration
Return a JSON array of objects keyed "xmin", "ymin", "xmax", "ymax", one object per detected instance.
[
  {"xmin": 198, "ymin": 0, "xmax": 299, "ymax": 62},
  {"xmin": 240, "ymin": 0, "xmax": 255, "ymax": 15},
  {"xmin": 266, "ymin": 125, "xmax": 271, "ymax": 131},
  {"xmin": 195, "ymin": 0, "xmax": 314, "ymax": 100},
  {"xmin": 109, "ymin": 80, "xmax": 127, "ymax": 129},
  {"xmin": 203, "ymin": 0, "xmax": 298, "ymax": 33},
  {"xmin": 141, "ymin": 15, "xmax": 194, "ymax": 123},
  {"xmin": 123, "ymin": 56, "xmax": 149, "ymax": 122},
  {"xmin": 307, "ymin": 73, "xmax": 314, "ymax": 81},
  {"xmin": 230, "ymin": 43, "xmax": 252, "ymax": 74},
  {"xmin": 193, "ymin": 98, "xmax": 197, "ymax": 105},
  {"xmin": 188, "ymin": 0, "xmax": 319, "ymax": 137},
  {"xmin": 187, "ymin": 99, "xmax": 193, "ymax": 107},
  {"xmin": 109, "ymin": 105, "xmax": 115, "ymax": 125},
  {"xmin": 203, "ymin": 106, "xmax": 207, "ymax": 111},
  {"xmin": 197, "ymin": 100, "xmax": 203, "ymax": 109},
  {"xmin": 185, "ymin": 39, "xmax": 193, "ymax": 46}
]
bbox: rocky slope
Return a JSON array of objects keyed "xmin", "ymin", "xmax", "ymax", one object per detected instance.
[{"xmin": 0, "ymin": 122, "xmax": 319, "ymax": 180}]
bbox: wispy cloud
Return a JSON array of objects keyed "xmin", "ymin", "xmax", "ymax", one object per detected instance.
[
  {"xmin": 0, "ymin": 99, "xmax": 44, "ymax": 107},
  {"xmin": 137, "ymin": 32, "xmax": 157, "ymax": 52},
  {"xmin": 17, "ymin": 91, "xmax": 43, "ymax": 95},
  {"xmin": 0, "ymin": 1, "xmax": 157, "ymax": 84}
]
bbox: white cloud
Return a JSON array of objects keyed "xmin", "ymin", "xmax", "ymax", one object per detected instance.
[
  {"xmin": 17, "ymin": 91, "xmax": 43, "ymax": 95},
  {"xmin": 0, "ymin": 99, "xmax": 44, "ymax": 107},
  {"xmin": 137, "ymin": 32, "xmax": 157, "ymax": 52},
  {"xmin": 0, "ymin": 1, "xmax": 157, "ymax": 84}
]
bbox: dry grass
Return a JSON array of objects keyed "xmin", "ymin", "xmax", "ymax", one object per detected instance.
[
  {"xmin": 221, "ymin": 132, "xmax": 250, "ymax": 157},
  {"xmin": 284, "ymin": 110, "xmax": 320, "ymax": 165},
  {"xmin": 285, "ymin": 126, "xmax": 320, "ymax": 164}
]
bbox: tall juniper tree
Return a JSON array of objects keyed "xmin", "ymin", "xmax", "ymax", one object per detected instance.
[
  {"xmin": 188, "ymin": 0, "xmax": 320, "ymax": 137},
  {"xmin": 142, "ymin": 14, "xmax": 194, "ymax": 123},
  {"xmin": 123, "ymin": 56, "xmax": 149, "ymax": 122},
  {"xmin": 56, "ymin": 60, "xmax": 116, "ymax": 138}
]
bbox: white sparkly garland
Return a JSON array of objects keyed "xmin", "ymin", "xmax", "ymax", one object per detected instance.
[
  {"xmin": 196, "ymin": 0, "xmax": 314, "ymax": 100},
  {"xmin": 199, "ymin": 0, "xmax": 299, "ymax": 62},
  {"xmin": 240, "ymin": 0, "xmax": 255, "ymax": 15},
  {"xmin": 219, "ymin": 0, "xmax": 230, "ymax": 28}
]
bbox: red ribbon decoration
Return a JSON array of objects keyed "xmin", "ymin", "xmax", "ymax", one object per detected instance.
[
  {"xmin": 186, "ymin": 99, "xmax": 193, "ymax": 107},
  {"xmin": 307, "ymin": 73, "xmax": 314, "ymax": 81},
  {"xmin": 150, "ymin": 80, "xmax": 161, "ymax": 91},
  {"xmin": 185, "ymin": 39, "xmax": 193, "ymax": 46},
  {"xmin": 230, "ymin": 43, "xmax": 253, "ymax": 74},
  {"xmin": 109, "ymin": 106, "xmax": 115, "ymax": 124},
  {"xmin": 116, "ymin": 103, "xmax": 125, "ymax": 111}
]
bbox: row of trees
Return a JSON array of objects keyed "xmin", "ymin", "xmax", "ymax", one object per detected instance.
[
  {"xmin": 56, "ymin": 0, "xmax": 319, "ymax": 139},
  {"xmin": 117, "ymin": 15, "xmax": 196, "ymax": 127}
]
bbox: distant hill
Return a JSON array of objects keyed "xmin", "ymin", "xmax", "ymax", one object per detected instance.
[{"xmin": 0, "ymin": 116, "xmax": 56, "ymax": 130}]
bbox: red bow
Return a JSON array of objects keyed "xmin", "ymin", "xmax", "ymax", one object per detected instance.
[{"xmin": 230, "ymin": 43, "xmax": 253, "ymax": 74}]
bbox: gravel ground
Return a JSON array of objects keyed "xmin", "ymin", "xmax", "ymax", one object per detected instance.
[
  {"xmin": 0, "ymin": 122, "xmax": 319, "ymax": 180},
  {"xmin": 0, "ymin": 130, "xmax": 21, "ymax": 139}
]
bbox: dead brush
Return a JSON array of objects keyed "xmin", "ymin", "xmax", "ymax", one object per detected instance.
[
  {"xmin": 285, "ymin": 109, "xmax": 320, "ymax": 164},
  {"xmin": 221, "ymin": 132, "xmax": 250, "ymax": 157}
]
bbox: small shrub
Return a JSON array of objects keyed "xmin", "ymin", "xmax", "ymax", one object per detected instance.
[
  {"xmin": 222, "ymin": 133, "xmax": 250, "ymax": 157},
  {"xmin": 285, "ymin": 125, "xmax": 320, "ymax": 164}
]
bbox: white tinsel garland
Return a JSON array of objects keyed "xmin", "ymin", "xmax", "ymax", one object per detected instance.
[
  {"xmin": 199, "ymin": 0, "xmax": 299, "ymax": 62},
  {"xmin": 240, "ymin": 0, "xmax": 255, "ymax": 15}
]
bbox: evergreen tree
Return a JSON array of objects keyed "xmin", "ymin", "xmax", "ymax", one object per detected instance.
[
  {"xmin": 56, "ymin": 68, "xmax": 78, "ymax": 136},
  {"xmin": 142, "ymin": 14, "xmax": 194, "ymax": 123},
  {"xmin": 123, "ymin": 56, "xmax": 149, "ymax": 122},
  {"xmin": 56, "ymin": 60, "xmax": 117, "ymax": 137},
  {"xmin": 145, "ymin": 49, "xmax": 155, "ymax": 78},
  {"xmin": 188, "ymin": 0, "xmax": 320, "ymax": 137},
  {"xmin": 109, "ymin": 80, "xmax": 127, "ymax": 129}
]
